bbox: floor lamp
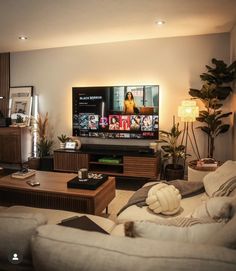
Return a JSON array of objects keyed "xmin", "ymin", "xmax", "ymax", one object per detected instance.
[{"xmin": 178, "ymin": 100, "xmax": 201, "ymax": 166}]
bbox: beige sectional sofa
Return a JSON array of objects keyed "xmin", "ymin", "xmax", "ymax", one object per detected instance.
[
  {"xmin": 0, "ymin": 160, "xmax": 236, "ymax": 271},
  {"xmin": 1, "ymin": 204, "xmax": 236, "ymax": 271}
]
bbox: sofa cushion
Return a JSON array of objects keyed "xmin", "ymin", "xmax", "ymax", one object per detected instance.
[
  {"xmin": 203, "ymin": 160, "xmax": 236, "ymax": 197},
  {"xmin": 31, "ymin": 224, "xmax": 236, "ymax": 271},
  {"xmin": 0, "ymin": 212, "xmax": 47, "ymax": 270}
]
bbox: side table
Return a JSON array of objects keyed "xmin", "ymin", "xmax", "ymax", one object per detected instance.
[{"xmin": 187, "ymin": 160, "xmax": 219, "ymax": 182}]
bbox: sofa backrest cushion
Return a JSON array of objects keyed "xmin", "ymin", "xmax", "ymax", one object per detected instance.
[
  {"xmin": 203, "ymin": 160, "xmax": 236, "ymax": 197},
  {"xmin": 31, "ymin": 224, "xmax": 236, "ymax": 271},
  {"xmin": 0, "ymin": 212, "xmax": 47, "ymax": 270}
]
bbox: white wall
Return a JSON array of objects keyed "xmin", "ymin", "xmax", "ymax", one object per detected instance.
[
  {"xmin": 10, "ymin": 33, "xmax": 231, "ymax": 161},
  {"xmin": 230, "ymin": 25, "xmax": 236, "ymax": 160}
]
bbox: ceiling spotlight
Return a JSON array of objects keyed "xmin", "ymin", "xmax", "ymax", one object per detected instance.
[
  {"xmin": 18, "ymin": 36, "xmax": 28, "ymax": 40},
  {"xmin": 155, "ymin": 20, "xmax": 165, "ymax": 26}
]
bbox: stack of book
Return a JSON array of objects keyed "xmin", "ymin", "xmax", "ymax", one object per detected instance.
[
  {"xmin": 98, "ymin": 157, "xmax": 121, "ymax": 164},
  {"xmin": 196, "ymin": 158, "xmax": 218, "ymax": 171}
]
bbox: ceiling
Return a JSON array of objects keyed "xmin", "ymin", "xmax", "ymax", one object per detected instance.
[{"xmin": 0, "ymin": 0, "xmax": 236, "ymax": 53}]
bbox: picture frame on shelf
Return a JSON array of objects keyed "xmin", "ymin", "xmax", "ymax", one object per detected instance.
[
  {"xmin": 9, "ymin": 86, "xmax": 33, "ymax": 126},
  {"xmin": 65, "ymin": 141, "xmax": 76, "ymax": 149}
]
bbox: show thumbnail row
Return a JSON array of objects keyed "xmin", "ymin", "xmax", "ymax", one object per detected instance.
[{"xmin": 73, "ymin": 114, "xmax": 159, "ymax": 132}]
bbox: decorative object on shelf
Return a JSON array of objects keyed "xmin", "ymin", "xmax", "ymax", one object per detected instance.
[
  {"xmin": 149, "ymin": 142, "xmax": 158, "ymax": 153},
  {"xmin": 9, "ymin": 86, "xmax": 33, "ymax": 126},
  {"xmin": 160, "ymin": 121, "xmax": 186, "ymax": 181},
  {"xmin": 73, "ymin": 139, "xmax": 81, "ymax": 150},
  {"xmin": 178, "ymin": 99, "xmax": 200, "ymax": 163},
  {"xmin": 57, "ymin": 134, "xmax": 70, "ymax": 149},
  {"xmin": 189, "ymin": 58, "xmax": 236, "ymax": 158},
  {"xmin": 11, "ymin": 169, "xmax": 36, "ymax": 179},
  {"xmin": 65, "ymin": 141, "xmax": 76, "ymax": 149}
]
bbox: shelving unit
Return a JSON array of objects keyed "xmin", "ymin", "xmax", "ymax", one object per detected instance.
[
  {"xmin": 54, "ymin": 144, "xmax": 160, "ymax": 179},
  {"xmin": 0, "ymin": 127, "xmax": 32, "ymax": 166}
]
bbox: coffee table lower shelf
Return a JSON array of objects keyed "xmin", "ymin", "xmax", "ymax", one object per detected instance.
[{"xmin": 0, "ymin": 189, "xmax": 97, "ymax": 214}]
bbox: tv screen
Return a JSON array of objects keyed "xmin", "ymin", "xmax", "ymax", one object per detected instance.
[{"xmin": 72, "ymin": 85, "xmax": 159, "ymax": 139}]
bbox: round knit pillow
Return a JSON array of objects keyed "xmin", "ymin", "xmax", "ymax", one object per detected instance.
[{"xmin": 146, "ymin": 183, "xmax": 182, "ymax": 215}]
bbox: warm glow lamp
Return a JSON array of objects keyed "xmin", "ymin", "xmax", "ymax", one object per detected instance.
[
  {"xmin": 178, "ymin": 100, "xmax": 199, "ymax": 122},
  {"xmin": 178, "ymin": 100, "xmax": 200, "ymax": 162}
]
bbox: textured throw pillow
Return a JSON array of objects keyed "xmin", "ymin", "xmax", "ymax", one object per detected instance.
[
  {"xmin": 146, "ymin": 183, "xmax": 181, "ymax": 215},
  {"xmin": 124, "ymin": 218, "xmax": 224, "ymax": 244},
  {"xmin": 203, "ymin": 160, "xmax": 236, "ymax": 197}
]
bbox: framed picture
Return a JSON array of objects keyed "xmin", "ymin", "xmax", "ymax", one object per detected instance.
[
  {"xmin": 9, "ymin": 86, "xmax": 33, "ymax": 126},
  {"xmin": 65, "ymin": 141, "xmax": 76, "ymax": 149}
]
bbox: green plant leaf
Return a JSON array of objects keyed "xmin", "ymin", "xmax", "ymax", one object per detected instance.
[
  {"xmin": 189, "ymin": 88, "xmax": 203, "ymax": 98},
  {"xmin": 214, "ymin": 86, "xmax": 232, "ymax": 100},
  {"xmin": 215, "ymin": 124, "xmax": 230, "ymax": 136},
  {"xmin": 215, "ymin": 112, "xmax": 232, "ymax": 121},
  {"xmin": 198, "ymin": 126, "xmax": 211, "ymax": 135}
]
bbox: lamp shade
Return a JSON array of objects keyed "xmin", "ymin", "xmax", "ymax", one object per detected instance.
[{"xmin": 178, "ymin": 100, "xmax": 199, "ymax": 122}]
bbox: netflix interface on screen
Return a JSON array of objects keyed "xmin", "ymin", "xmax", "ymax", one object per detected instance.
[{"xmin": 72, "ymin": 85, "xmax": 159, "ymax": 139}]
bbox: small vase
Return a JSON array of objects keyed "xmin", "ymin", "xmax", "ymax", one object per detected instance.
[
  {"xmin": 60, "ymin": 142, "xmax": 65, "ymax": 149},
  {"xmin": 75, "ymin": 140, "xmax": 81, "ymax": 150}
]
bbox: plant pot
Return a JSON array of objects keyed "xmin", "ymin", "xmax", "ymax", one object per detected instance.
[
  {"xmin": 28, "ymin": 157, "xmax": 41, "ymax": 170},
  {"xmin": 40, "ymin": 156, "xmax": 54, "ymax": 171},
  {"xmin": 165, "ymin": 164, "xmax": 184, "ymax": 181}
]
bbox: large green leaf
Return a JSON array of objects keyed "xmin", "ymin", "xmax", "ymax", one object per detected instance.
[
  {"xmin": 176, "ymin": 145, "xmax": 185, "ymax": 151},
  {"xmin": 198, "ymin": 126, "xmax": 211, "ymax": 135},
  {"xmin": 159, "ymin": 130, "xmax": 171, "ymax": 136},
  {"xmin": 213, "ymin": 86, "xmax": 232, "ymax": 100},
  {"xmin": 161, "ymin": 145, "xmax": 173, "ymax": 153},
  {"xmin": 215, "ymin": 124, "xmax": 230, "ymax": 136},
  {"xmin": 215, "ymin": 112, "xmax": 232, "ymax": 121},
  {"xmin": 189, "ymin": 88, "xmax": 203, "ymax": 98}
]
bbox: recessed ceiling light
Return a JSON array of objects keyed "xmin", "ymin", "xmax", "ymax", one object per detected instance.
[
  {"xmin": 18, "ymin": 36, "xmax": 28, "ymax": 40},
  {"xmin": 155, "ymin": 20, "xmax": 165, "ymax": 26}
]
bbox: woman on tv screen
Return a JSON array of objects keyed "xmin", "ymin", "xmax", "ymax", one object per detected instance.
[{"xmin": 124, "ymin": 92, "xmax": 138, "ymax": 114}]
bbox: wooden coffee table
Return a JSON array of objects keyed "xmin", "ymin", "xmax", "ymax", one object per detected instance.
[{"xmin": 0, "ymin": 171, "xmax": 116, "ymax": 215}]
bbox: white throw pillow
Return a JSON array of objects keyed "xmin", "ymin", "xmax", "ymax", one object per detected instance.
[{"xmin": 146, "ymin": 183, "xmax": 181, "ymax": 215}]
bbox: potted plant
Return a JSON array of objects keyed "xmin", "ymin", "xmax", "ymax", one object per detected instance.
[
  {"xmin": 189, "ymin": 58, "xmax": 236, "ymax": 158},
  {"xmin": 160, "ymin": 123, "xmax": 186, "ymax": 181},
  {"xmin": 57, "ymin": 134, "xmax": 69, "ymax": 149},
  {"xmin": 36, "ymin": 112, "xmax": 54, "ymax": 170}
]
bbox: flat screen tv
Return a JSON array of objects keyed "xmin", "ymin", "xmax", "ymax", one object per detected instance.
[{"xmin": 72, "ymin": 85, "xmax": 159, "ymax": 139}]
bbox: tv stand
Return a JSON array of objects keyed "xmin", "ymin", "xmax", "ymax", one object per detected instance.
[{"xmin": 54, "ymin": 144, "xmax": 160, "ymax": 179}]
